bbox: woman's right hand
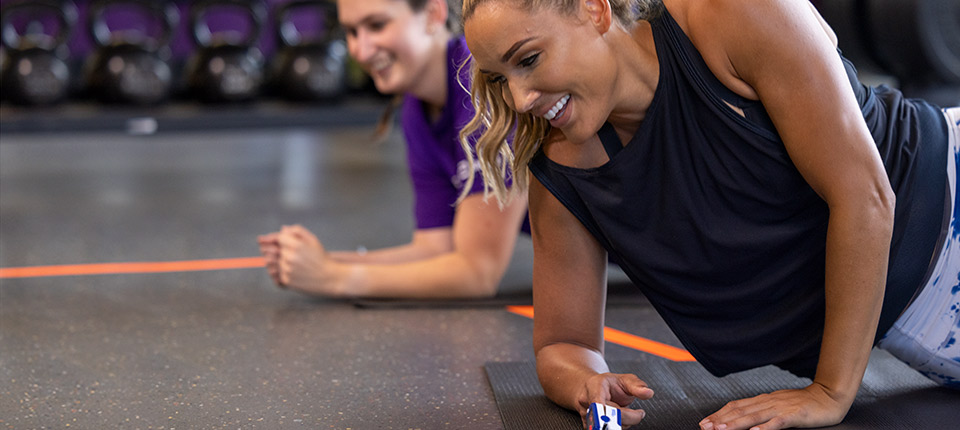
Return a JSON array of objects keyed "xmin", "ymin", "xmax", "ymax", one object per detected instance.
[{"xmin": 576, "ymin": 372, "xmax": 655, "ymax": 429}]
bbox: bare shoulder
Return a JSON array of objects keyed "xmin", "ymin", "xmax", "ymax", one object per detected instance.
[{"xmin": 674, "ymin": 0, "xmax": 838, "ymax": 100}]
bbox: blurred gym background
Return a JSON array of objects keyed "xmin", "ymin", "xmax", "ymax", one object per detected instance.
[
  {"xmin": 0, "ymin": 0, "xmax": 957, "ymax": 128},
  {"xmin": 1, "ymin": 0, "xmax": 958, "ymax": 123},
  {"xmin": 0, "ymin": 0, "xmax": 384, "ymax": 133}
]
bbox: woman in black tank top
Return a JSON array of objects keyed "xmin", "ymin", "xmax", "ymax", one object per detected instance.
[{"xmin": 459, "ymin": 0, "xmax": 957, "ymax": 429}]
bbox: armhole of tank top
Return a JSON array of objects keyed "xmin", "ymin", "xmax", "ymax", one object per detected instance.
[
  {"xmin": 656, "ymin": 9, "xmax": 779, "ymax": 141},
  {"xmin": 721, "ymin": 100, "xmax": 746, "ymax": 118},
  {"xmin": 528, "ymin": 156, "xmax": 612, "ymax": 251}
]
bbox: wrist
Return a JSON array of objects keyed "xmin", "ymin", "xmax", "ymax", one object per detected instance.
[
  {"xmin": 535, "ymin": 344, "xmax": 608, "ymax": 411},
  {"xmin": 810, "ymin": 377, "xmax": 858, "ymax": 408},
  {"xmin": 332, "ymin": 262, "xmax": 363, "ymax": 298}
]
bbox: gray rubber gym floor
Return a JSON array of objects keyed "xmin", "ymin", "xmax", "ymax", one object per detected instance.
[{"xmin": 1, "ymin": 104, "xmax": 957, "ymax": 429}]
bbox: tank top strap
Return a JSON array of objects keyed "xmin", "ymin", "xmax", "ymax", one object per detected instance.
[
  {"xmin": 597, "ymin": 122, "xmax": 623, "ymax": 159},
  {"xmin": 649, "ymin": 7, "xmax": 780, "ymax": 139}
]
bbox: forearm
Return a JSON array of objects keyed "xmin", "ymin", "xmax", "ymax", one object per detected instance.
[
  {"xmin": 330, "ymin": 194, "xmax": 526, "ymax": 298},
  {"xmin": 329, "ymin": 228, "xmax": 453, "ymax": 264},
  {"xmin": 536, "ymin": 342, "xmax": 610, "ymax": 411},
  {"xmin": 329, "ymin": 243, "xmax": 443, "ymax": 264},
  {"xmin": 815, "ymin": 201, "xmax": 894, "ymax": 402},
  {"xmin": 340, "ymin": 250, "xmax": 503, "ymax": 299}
]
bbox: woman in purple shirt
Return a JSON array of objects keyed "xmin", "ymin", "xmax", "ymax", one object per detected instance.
[{"xmin": 257, "ymin": 0, "xmax": 528, "ymax": 299}]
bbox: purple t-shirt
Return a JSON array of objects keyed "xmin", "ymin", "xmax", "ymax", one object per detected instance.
[{"xmin": 400, "ymin": 36, "xmax": 486, "ymax": 230}]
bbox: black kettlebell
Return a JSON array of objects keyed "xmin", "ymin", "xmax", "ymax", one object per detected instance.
[
  {"xmin": 0, "ymin": 0, "xmax": 77, "ymax": 106},
  {"xmin": 271, "ymin": 0, "xmax": 348, "ymax": 102},
  {"xmin": 84, "ymin": 0, "xmax": 179, "ymax": 105},
  {"xmin": 186, "ymin": 0, "xmax": 267, "ymax": 103}
]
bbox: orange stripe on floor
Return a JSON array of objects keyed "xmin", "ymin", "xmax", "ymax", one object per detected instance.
[
  {"xmin": 0, "ymin": 257, "xmax": 266, "ymax": 279},
  {"xmin": 506, "ymin": 305, "xmax": 696, "ymax": 362}
]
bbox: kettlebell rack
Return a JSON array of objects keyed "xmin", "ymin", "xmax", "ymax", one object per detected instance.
[{"xmin": 1, "ymin": 0, "xmax": 381, "ymax": 134}]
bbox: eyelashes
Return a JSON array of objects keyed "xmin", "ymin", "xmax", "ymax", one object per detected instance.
[
  {"xmin": 485, "ymin": 52, "xmax": 541, "ymax": 85},
  {"xmin": 518, "ymin": 53, "xmax": 539, "ymax": 67}
]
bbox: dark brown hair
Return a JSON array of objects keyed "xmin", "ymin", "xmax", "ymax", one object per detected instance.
[{"xmin": 373, "ymin": 0, "xmax": 464, "ymax": 141}]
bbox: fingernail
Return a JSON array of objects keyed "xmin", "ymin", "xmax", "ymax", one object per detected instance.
[
  {"xmin": 717, "ymin": 425, "xmax": 727, "ymax": 430},
  {"xmin": 700, "ymin": 421, "xmax": 712, "ymax": 430},
  {"xmin": 638, "ymin": 409, "xmax": 645, "ymax": 420}
]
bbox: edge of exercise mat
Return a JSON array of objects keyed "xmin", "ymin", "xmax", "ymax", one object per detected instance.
[{"xmin": 485, "ymin": 350, "xmax": 959, "ymax": 430}]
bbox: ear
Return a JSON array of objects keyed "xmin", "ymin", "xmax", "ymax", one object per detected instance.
[
  {"xmin": 582, "ymin": 0, "xmax": 613, "ymax": 34},
  {"xmin": 425, "ymin": 0, "xmax": 450, "ymax": 34}
]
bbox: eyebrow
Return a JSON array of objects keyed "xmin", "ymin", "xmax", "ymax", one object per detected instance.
[
  {"xmin": 341, "ymin": 13, "xmax": 388, "ymax": 31},
  {"xmin": 501, "ymin": 37, "xmax": 536, "ymax": 63}
]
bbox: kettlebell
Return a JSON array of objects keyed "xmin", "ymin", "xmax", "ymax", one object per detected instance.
[
  {"xmin": 271, "ymin": 0, "xmax": 347, "ymax": 102},
  {"xmin": 0, "ymin": 0, "xmax": 78, "ymax": 106},
  {"xmin": 186, "ymin": 0, "xmax": 267, "ymax": 103},
  {"xmin": 84, "ymin": 0, "xmax": 179, "ymax": 105}
]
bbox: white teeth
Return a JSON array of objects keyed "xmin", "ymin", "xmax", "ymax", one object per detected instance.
[
  {"xmin": 370, "ymin": 56, "xmax": 391, "ymax": 72},
  {"xmin": 543, "ymin": 94, "xmax": 570, "ymax": 121}
]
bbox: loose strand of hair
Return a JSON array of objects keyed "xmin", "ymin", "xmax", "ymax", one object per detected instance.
[{"xmin": 373, "ymin": 95, "xmax": 404, "ymax": 144}]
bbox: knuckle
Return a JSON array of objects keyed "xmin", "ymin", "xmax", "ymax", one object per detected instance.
[
  {"xmin": 723, "ymin": 399, "xmax": 742, "ymax": 409},
  {"xmin": 767, "ymin": 415, "xmax": 787, "ymax": 428}
]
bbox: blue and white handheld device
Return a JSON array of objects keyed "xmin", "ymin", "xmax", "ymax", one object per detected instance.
[{"xmin": 587, "ymin": 402, "xmax": 621, "ymax": 430}]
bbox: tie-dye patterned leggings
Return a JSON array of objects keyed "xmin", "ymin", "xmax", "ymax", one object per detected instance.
[{"xmin": 878, "ymin": 106, "xmax": 960, "ymax": 389}]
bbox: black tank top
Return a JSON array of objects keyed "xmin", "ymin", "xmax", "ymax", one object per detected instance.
[{"xmin": 528, "ymin": 8, "xmax": 948, "ymax": 378}]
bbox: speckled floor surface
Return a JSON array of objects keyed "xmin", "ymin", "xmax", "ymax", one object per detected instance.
[
  {"xmin": 0, "ymin": 121, "xmax": 666, "ymax": 429},
  {"xmin": 2, "ymin": 114, "xmax": 955, "ymax": 430}
]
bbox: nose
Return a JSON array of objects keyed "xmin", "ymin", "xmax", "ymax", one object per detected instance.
[
  {"xmin": 347, "ymin": 29, "xmax": 375, "ymax": 64},
  {"xmin": 506, "ymin": 80, "xmax": 540, "ymax": 114}
]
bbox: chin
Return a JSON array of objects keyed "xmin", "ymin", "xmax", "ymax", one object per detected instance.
[
  {"xmin": 561, "ymin": 123, "xmax": 599, "ymax": 145},
  {"xmin": 373, "ymin": 76, "xmax": 405, "ymax": 96}
]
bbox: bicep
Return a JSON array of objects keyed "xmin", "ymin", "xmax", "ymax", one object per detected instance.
[
  {"xmin": 450, "ymin": 191, "xmax": 528, "ymax": 270},
  {"xmin": 529, "ymin": 175, "xmax": 608, "ymax": 354}
]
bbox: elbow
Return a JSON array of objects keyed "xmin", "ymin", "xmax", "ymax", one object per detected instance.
[
  {"xmin": 467, "ymin": 270, "xmax": 501, "ymax": 299},
  {"xmin": 873, "ymin": 182, "xmax": 896, "ymax": 233},
  {"xmin": 827, "ymin": 178, "xmax": 896, "ymax": 244},
  {"xmin": 462, "ymin": 258, "xmax": 504, "ymax": 299},
  {"xmin": 846, "ymin": 180, "xmax": 896, "ymax": 239}
]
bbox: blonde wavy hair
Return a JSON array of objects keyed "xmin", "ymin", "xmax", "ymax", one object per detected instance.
[{"xmin": 457, "ymin": 0, "xmax": 663, "ymax": 205}]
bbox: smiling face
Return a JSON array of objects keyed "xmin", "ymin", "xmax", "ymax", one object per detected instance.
[
  {"xmin": 464, "ymin": 0, "xmax": 619, "ymax": 144},
  {"xmin": 337, "ymin": 0, "xmax": 439, "ymax": 95}
]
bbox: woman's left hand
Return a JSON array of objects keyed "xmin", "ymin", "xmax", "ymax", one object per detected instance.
[
  {"xmin": 276, "ymin": 224, "xmax": 349, "ymax": 297},
  {"xmin": 257, "ymin": 232, "xmax": 283, "ymax": 285},
  {"xmin": 699, "ymin": 382, "xmax": 851, "ymax": 430}
]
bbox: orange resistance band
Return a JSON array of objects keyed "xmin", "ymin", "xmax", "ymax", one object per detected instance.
[
  {"xmin": 506, "ymin": 305, "xmax": 696, "ymax": 362},
  {"xmin": 0, "ymin": 257, "xmax": 266, "ymax": 279},
  {"xmin": 0, "ymin": 261, "xmax": 694, "ymax": 362}
]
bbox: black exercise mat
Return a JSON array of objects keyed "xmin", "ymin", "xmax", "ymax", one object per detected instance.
[
  {"xmin": 353, "ymin": 281, "xmax": 645, "ymax": 309},
  {"xmin": 485, "ymin": 350, "xmax": 960, "ymax": 429},
  {"xmin": 352, "ymin": 291, "xmax": 534, "ymax": 308}
]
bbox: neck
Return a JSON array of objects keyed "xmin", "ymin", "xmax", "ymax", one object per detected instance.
[
  {"xmin": 606, "ymin": 21, "xmax": 659, "ymax": 137},
  {"xmin": 408, "ymin": 30, "xmax": 454, "ymax": 109}
]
